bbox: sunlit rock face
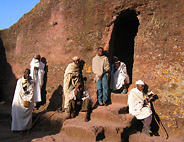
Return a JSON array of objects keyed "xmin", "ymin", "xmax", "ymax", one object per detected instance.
[{"xmin": 0, "ymin": 0, "xmax": 184, "ymax": 121}]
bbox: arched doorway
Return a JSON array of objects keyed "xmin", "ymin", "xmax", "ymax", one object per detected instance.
[{"xmin": 109, "ymin": 9, "xmax": 139, "ymax": 84}]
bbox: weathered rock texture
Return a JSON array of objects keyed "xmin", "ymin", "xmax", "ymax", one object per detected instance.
[{"xmin": 0, "ymin": 0, "xmax": 184, "ymax": 138}]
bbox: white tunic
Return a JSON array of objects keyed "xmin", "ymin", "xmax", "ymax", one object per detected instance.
[
  {"xmin": 128, "ymin": 88, "xmax": 152, "ymax": 119},
  {"xmin": 68, "ymin": 88, "xmax": 90, "ymax": 102},
  {"xmin": 30, "ymin": 58, "xmax": 45, "ymax": 103},
  {"xmin": 63, "ymin": 62, "xmax": 79, "ymax": 109},
  {"xmin": 11, "ymin": 77, "xmax": 34, "ymax": 131},
  {"xmin": 110, "ymin": 62, "xmax": 129, "ymax": 90}
]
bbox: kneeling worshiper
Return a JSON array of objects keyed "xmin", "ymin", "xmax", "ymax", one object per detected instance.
[
  {"xmin": 11, "ymin": 69, "xmax": 34, "ymax": 132},
  {"xmin": 128, "ymin": 80, "xmax": 152, "ymax": 135},
  {"xmin": 68, "ymin": 81, "xmax": 91, "ymax": 122},
  {"xmin": 110, "ymin": 58, "xmax": 129, "ymax": 94}
]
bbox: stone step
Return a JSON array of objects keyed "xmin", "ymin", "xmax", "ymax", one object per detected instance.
[
  {"xmin": 111, "ymin": 93, "xmax": 128, "ymax": 105},
  {"xmin": 61, "ymin": 118, "xmax": 128, "ymax": 142},
  {"xmin": 61, "ymin": 103, "xmax": 134, "ymax": 142},
  {"xmin": 62, "ymin": 118, "xmax": 104, "ymax": 142},
  {"xmin": 105, "ymin": 103, "xmax": 128, "ymax": 115},
  {"xmin": 75, "ymin": 104, "xmax": 131, "ymax": 125},
  {"xmin": 91, "ymin": 105, "xmax": 126, "ymax": 124},
  {"xmin": 32, "ymin": 132, "xmax": 82, "ymax": 142}
]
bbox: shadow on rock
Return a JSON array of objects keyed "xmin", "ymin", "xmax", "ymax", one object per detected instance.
[
  {"xmin": 47, "ymin": 85, "xmax": 63, "ymax": 111},
  {"xmin": 0, "ymin": 34, "xmax": 17, "ymax": 103},
  {"xmin": 121, "ymin": 117, "xmax": 143, "ymax": 142}
]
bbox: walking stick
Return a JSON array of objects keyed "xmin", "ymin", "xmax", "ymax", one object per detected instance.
[
  {"xmin": 153, "ymin": 114, "xmax": 168, "ymax": 139},
  {"xmin": 29, "ymin": 109, "xmax": 59, "ymax": 134},
  {"xmin": 30, "ymin": 106, "xmax": 48, "ymax": 129},
  {"xmin": 24, "ymin": 107, "xmax": 60, "ymax": 136},
  {"xmin": 145, "ymin": 96, "xmax": 168, "ymax": 139}
]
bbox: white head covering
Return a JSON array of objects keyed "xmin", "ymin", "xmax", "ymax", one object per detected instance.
[
  {"xmin": 72, "ymin": 56, "xmax": 80, "ymax": 61},
  {"xmin": 136, "ymin": 80, "xmax": 144, "ymax": 85}
]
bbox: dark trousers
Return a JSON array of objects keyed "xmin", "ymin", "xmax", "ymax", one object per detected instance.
[{"xmin": 69, "ymin": 98, "xmax": 90, "ymax": 113}]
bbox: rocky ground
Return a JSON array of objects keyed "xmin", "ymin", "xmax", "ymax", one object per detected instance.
[{"xmin": 1, "ymin": 92, "xmax": 184, "ymax": 142}]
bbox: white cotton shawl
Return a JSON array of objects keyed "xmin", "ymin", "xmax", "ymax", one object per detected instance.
[
  {"xmin": 110, "ymin": 62, "xmax": 129, "ymax": 90},
  {"xmin": 30, "ymin": 58, "xmax": 45, "ymax": 103},
  {"xmin": 11, "ymin": 77, "xmax": 34, "ymax": 131},
  {"xmin": 128, "ymin": 88, "xmax": 152, "ymax": 119},
  {"xmin": 68, "ymin": 88, "xmax": 90, "ymax": 102},
  {"xmin": 63, "ymin": 62, "xmax": 80, "ymax": 109}
]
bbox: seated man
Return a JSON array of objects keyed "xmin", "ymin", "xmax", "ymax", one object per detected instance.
[
  {"xmin": 11, "ymin": 69, "xmax": 34, "ymax": 132},
  {"xmin": 110, "ymin": 57, "xmax": 129, "ymax": 93},
  {"xmin": 68, "ymin": 81, "xmax": 91, "ymax": 122},
  {"xmin": 127, "ymin": 80, "xmax": 152, "ymax": 135}
]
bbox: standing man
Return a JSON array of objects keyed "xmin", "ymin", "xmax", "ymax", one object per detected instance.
[
  {"xmin": 92, "ymin": 47, "xmax": 110, "ymax": 106},
  {"xmin": 30, "ymin": 54, "xmax": 45, "ymax": 104},
  {"xmin": 128, "ymin": 80, "xmax": 152, "ymax": 135},
  {"xmin": 63, "ymin": 56, "xmax": 80, "ymax": 112},
  {"xmin": 11, "ymin": 69, "xmax": 34, "ymax": 131}
]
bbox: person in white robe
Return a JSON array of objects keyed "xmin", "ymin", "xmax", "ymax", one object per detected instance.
[
  {"xmin": 128, "ymin": 80, "xmax": 152, "ymax": 135},
  {"xmin": 110, "ymin": 60, "xmax": 129, "ymax": 93},
  {"xmin": 11, "ymin": 69, "xmax": 34, "ymax": 131},
  {"xmin": 30, "ymin": 54, "xmax": 45, "ymax": 103},
  {"xmin": 63, "ymin": 56, "xmax": 80, "ymax": 112}
]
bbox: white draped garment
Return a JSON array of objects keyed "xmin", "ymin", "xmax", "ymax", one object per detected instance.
[
  {"xmin": 128, "ymin": 88, "xmax": 152, "ymax": 119},
  {"xmin": 68, "ymin": 88, "xmax": 90, "ymax": 102},
  {"xmin": 11, "ymin": 77, "xmax": 34, "ymax": 131},
  {"xmin": 63, "ymin": 62, "xmax": 79, "ymax": 109},
  {"xmin": 110, "ymin": 62, "xmax": 129, "ymax": 91},
  {"xmin": 30, "ymin": 58, "xmax": 45, "ymax": 103}
]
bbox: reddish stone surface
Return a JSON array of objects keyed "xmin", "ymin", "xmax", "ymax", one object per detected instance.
[{"xmin": 0, "ymin": 0, "xmax": 184, "ymax": 141}]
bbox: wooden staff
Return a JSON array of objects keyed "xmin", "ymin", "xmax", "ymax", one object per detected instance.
[
  {"xmin": 145, "ymin": 96, "xmax": 168, "ymax": 139},
  {"xmin": 31, "ymin": 106, "xmax": 48, "ymax": 129},
  {"xmin": 29, "ymin": 110, "xmax": 59, "ymax": 134},
  {"xmin": 24, "ymin": 107, "xmax": 61, "ymax": 136}
]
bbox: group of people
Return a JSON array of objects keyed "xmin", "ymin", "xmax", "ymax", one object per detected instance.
[
  {"xmin": 11, "ymin": 47, "xmax": 153, "ymax": 135},
  {"xmin": 63, "ymin": 47, "xmax": 130, "ymax": 121},
  {"xmin": 63, "ymin": 47, "xmax": 153, "ymax": 135},
  {"xmin": 92, "ymin": 47, "xmax": 130, "ymax": 106},
  {"xmin": 11, "ymin": 54, "xmax": 45, "ymax": 132}
]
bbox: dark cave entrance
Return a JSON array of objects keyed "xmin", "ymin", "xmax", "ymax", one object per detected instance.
[{"xmin": 109, "ymin": 9, "xmax": 139, "ymax": 84}]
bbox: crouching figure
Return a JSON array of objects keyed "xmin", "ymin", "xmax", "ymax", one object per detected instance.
[{"xmin": 68, "ymin": 81, "xmax": 91, "ymax": 122}]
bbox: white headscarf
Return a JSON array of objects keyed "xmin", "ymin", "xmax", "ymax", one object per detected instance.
[{"xmin": 135, "ymin": 80, "xmax": 144, "ymax": 85}]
